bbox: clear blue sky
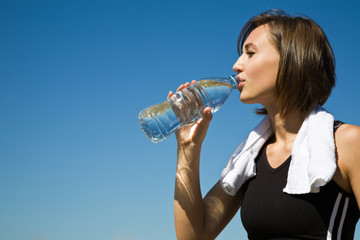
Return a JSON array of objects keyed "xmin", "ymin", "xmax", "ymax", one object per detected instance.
[{"xmin": 1, "ymin": 0, "xmax": 359, "ymax": 239}]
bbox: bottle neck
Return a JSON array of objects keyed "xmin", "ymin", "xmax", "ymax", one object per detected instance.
[{"xmin": 228, "ymin": 75, "xmax": 239, "ymax": 89}]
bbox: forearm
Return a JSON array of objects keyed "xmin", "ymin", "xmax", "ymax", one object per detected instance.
[{"xmin": 174, "ymin": 144, "xmax": 206, "ymax": 240}]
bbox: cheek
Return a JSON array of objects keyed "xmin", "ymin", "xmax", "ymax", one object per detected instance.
[
  {"xmin": 250, "ymin": 57, "xmax": 279, "ymax": 83},
  {"xmin": 247, "ymin": 60, "xmax": 269, "ymax": 83}
]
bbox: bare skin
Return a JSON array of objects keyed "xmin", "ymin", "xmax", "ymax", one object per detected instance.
[
  {"xmin": 171, "ymin": 25, "xmax": 360, "ymax": 240},
  {"xmin": 169, "ymin": 83, "xmax": 244, "ymax": 240}
]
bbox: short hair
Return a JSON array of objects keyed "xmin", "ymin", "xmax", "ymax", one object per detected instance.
[{"xmin": 237, "ymin": 10, "xmax": 336, "ymax": 117}]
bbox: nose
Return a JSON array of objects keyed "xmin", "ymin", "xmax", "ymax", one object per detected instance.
[{"xmin": 233, "ymin": 56, "xmax": 244, "ymax": 73}]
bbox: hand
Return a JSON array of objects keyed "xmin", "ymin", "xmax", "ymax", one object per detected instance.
[{"xmin": 167, "ymin": 81, "xmax": 213, "ymax": 147}]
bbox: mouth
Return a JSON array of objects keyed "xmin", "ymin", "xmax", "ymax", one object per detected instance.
[{"xmin": 236, "ymin": 76, "xmax": 245, "ymax": 90}]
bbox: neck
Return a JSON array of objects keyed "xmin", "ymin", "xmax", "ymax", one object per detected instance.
[{"xmin": 266, "ymin": 107, "xmax": 306, "ymax": 144}]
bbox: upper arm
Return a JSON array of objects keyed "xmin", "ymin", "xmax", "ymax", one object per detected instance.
[{"xmin": 335, "ymin": 124, "xmax": 360, "ymax": 209}]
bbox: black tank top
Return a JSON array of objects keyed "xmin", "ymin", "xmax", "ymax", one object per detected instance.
[{"xmin": 240, "ymin": 122, "xmax": 359, "ymax": 240}]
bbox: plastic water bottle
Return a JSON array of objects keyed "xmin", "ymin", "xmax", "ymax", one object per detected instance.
[{"xmin": 138, "ymin": 75, "xmax": 239, "ymax": 143}]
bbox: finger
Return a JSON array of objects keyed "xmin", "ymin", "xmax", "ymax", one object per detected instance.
[
  {"xmin": 177, "ymin": 81, "xmax": 193, "ymax": 92},
  {"xmin": 191, "ymin": 80, "xmax": 197, "ymax": 85},
  {"xmin": 176, "ymin": 84, "xmax": 184, "ymax": 92},
  {"xmin": 195, "ymin": 107, "xmax": 212, "ymax": 128},
  {"xmin": 203, "ymin": 107, "xmax": 213, "ymax": 121},
  {"xmin": 192, "ymin": 107, "xmax": 212, "ymax": 140},
  {"xmin": 167, "ymin": 90, "xmax": 173, "ymax": 99}
]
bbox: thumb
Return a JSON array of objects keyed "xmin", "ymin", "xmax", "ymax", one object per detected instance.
[
  {"xmin": 190, "ymin": 107, "xmax": 212, "ymax": 143},
  {"xmin": 197, "ymin": 107, "xmax": 213, "ymax": 131},
  {"xmin": 203, "ymin": 107, "xmax": 213, "ymax": 122}
]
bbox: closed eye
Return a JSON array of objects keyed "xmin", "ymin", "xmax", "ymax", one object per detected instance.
[
  {"xmin": 246, "ymin": 51, "xmax": 255, "ymax": 57},
  {"xmin": 243, "ymin": 42, "xmax": 257, "ymax": 58}
]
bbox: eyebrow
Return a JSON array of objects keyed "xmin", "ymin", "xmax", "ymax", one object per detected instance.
[{"xmin": 243, "ymin": 43, "xmax": 257, "ymax": 52}]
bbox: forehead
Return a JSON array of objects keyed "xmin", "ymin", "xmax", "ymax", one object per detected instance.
[{"xmin": 243, "ymin": 25, "xmax": 272, "ymax": 48}]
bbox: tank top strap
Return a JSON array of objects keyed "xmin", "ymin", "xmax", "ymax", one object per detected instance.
[{"xmin": 333, "ymin": 120, "xmax": 344, "ymax": 132}]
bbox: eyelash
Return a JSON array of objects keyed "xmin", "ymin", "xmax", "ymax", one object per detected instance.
[{"xmin": 246, "ymin": 51, "xmax": 255, "ymax": 57}]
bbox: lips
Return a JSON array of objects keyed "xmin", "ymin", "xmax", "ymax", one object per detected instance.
[{"xmin": 235, "ymin": 76, "xmax": 246, "ymax": 90}]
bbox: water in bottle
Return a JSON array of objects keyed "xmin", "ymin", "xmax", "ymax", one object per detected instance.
[{"xmin": 138, "ymin": 75, "xmax": 239, "ymax": 143}]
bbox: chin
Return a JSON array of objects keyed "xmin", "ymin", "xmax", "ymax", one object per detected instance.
[{"xmin": 239, "ymin": 95, "xmax": 254, "ymax": 104}]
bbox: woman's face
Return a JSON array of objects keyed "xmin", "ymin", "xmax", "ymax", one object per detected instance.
[{"xmin": 233, "ymin": 25, "xmax": 280, "ymax": 107}]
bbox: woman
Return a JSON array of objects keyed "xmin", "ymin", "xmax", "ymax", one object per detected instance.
[{"xmin": 170, "ymin": 10, "xmax": 360, "ymax": 240}]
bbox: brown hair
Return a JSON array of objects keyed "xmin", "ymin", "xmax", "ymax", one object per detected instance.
[{"xmin": 238, "ymin": 10, "xmax": 336, "ymax": 117}]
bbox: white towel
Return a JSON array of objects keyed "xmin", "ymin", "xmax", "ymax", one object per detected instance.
[{"xmin": 220, "ymin": 105, "xmax": 336, "ymax": 196}]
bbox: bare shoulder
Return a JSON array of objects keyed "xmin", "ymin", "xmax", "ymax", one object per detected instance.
[
  {"xmin": 334, "ymin": 123, "xmax": 360, "ymax": 196},
  {"xmin": 335, "ymin": 123, "xmax": 360, "ymax": 157}
]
